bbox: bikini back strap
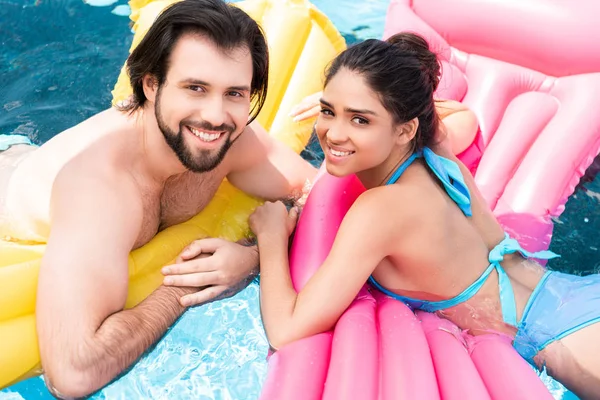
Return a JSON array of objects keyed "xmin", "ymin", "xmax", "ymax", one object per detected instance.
[{"xmin": 489, "ymin": 233, "xmax": 560, "ymax": 326}]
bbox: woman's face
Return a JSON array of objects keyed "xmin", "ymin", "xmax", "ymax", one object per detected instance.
[{"xmin": 315, "ymin": 68, "xmax": 403, "ymax": 186}]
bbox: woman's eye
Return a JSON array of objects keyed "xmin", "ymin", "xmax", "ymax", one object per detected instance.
[
  {"xmin": 352, "ymin": 116, "xmax": 369, "ymax": 125},
  {"xmin": 227, "ymin": 91, "xmax": 244, "ymax": 98},
  {"xmin": 320, "ymin": 108, "xmax": 334, "ymax": 116}
]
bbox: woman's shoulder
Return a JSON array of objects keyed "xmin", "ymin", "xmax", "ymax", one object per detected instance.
[{"xmin": 349, "ymin": 184, "xmax": 432, "ymax": 226}]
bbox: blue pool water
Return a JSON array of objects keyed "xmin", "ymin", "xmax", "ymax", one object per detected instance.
[{"xmin": 0, "ymin": 0, "xmax": 597, "ymax": 398}]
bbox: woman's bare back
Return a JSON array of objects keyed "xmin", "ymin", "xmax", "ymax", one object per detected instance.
[{"xmin": 369, "ymin": 152, "xmax": 547, "ymax": 337}]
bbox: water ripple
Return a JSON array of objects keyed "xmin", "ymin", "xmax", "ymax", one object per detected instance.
[{"xmin": 91, "ymin": 284, "xmax": 269, "ymax": 400}]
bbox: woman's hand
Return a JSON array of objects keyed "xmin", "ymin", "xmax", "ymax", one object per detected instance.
[{"xmin": 249, "ymin": 201, "xmax": 298, "ymax": 240}]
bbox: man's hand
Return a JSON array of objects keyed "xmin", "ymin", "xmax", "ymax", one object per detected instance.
[
  {"xmin": 289, "ymin": 91, "xmax": 322, "ymax": 122},
  {"xmin": 161, "ymin": 238, "xmax": 259, "ymax": 307}
]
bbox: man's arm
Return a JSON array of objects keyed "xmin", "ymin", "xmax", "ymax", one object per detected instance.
[
  {"xmin": 226, "ymin": 121, "xmax": 317, "ymax": 201},
  {"xmin": 436, "ymin": 100, "xmax": 479, "ymax": 155},
  {"xmin": 37, "ymin": 166, "xmax": 193, "ymax": 398},
  {"xmin": 162, "ymin": 121, "xmax": 316, "ymax": 308}
]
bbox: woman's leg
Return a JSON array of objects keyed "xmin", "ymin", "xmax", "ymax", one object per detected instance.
[{"xmin": 536, "ymin": 322, "xmax": 600, "ymax": 400}]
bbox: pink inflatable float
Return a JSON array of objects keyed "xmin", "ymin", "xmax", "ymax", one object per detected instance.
[
  {"xmin": 259, "ymin": 168, "xmax": 552, "ymax": 399},
  {"xmin": 261, "ymin": 1, "xmax": 600, "ymax": 398},
  {"xmin": 383, "ymin": 0, "xmax": 600, "ymax": 253}
]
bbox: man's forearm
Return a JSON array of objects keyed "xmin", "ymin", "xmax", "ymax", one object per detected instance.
[{"xmin": 51, "ymin": 285, "xmax": 194, "ymax": 397}]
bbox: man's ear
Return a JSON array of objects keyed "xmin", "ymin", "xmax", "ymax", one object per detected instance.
[
  {"xmin": 142, "ymin": 74, "xmax": 159, "ymax": 104},
  {"xmin": 395, "ymin": 117, "xmax": 419, "ymax": 146}
]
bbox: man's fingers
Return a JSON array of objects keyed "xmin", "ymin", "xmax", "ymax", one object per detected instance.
[
  {"xmin": 178, "ymin": 240, "xmax": 206, "ymax": 261},
  {"xmin": 290, "ymin": 92, "xmax": 322, "ymax": 117},
  {"xmin": 162, "ymin": 256, "xmax": 217, "ymax": 275},
  {"xmin": 163, "ymin": 271, "xmax": 220, "ymax": 287},
  {"xmin": 180, "ymin": 238, "xmax": 226, "ymax": 260},
  {"xmin": 177, "ymin": 237, "xmax": 227, "ymax": 261},
  {"xmin": 292, "ymin": 106, "xmax": 320, "ymax": 122},
  {"xmin": 289, "ymin": 101, "xmax": 312, "ymax": 117},
  {"xmin": 180, "ymin": 286, "xmax": 227, "ymax": 307}
]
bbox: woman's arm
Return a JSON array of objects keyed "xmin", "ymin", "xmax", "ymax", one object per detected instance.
[{"xmin": 250, "ymin": 189, "xmax": 409, "ymax": 349}]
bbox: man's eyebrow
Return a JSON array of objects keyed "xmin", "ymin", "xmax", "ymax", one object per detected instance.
[
  {"xmin": 228, "ymin": 85, "xmax": 251, "ymax": 92},
  {"xmin": 179, "ymin": 79, "xmax": 250, "ymax": 92},
  {"xmin": 180, "ymin": 78, "xmax": 210, "ymax": 86}
]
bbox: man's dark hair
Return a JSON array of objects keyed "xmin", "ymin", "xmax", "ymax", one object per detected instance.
[{"xmin": 121, "ymin": 0, "xmax": 269, "ymax": 124}]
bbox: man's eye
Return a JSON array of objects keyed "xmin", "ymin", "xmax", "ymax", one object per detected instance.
[
  {"xmin": 189, "ymin": 85, "xmax": 205, "ymax": 92},
  {"xmin": 227, "ymin": 91, "xmax": 244, "ymax": 98}
]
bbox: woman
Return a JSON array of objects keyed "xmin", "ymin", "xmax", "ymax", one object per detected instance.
[{"xmin": 249, "ymin": 33, "xmax": 600, "ymax": 398}]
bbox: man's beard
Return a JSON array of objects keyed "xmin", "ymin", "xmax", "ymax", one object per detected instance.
[{"xmin": 155, "ymin": 91, "xmax": 236, "ymax": 173}]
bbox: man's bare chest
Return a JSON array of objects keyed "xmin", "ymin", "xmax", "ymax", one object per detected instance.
[{"xmin": 134, "ymin": 171, "xmax": 225, "ymax": 248}]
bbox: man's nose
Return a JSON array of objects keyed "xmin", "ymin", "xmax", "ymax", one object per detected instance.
[{"xmin": 201, "ymin": 96, "xmax": 226, "ymax": 129}]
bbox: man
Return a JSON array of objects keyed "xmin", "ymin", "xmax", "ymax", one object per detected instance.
[{"xmin": 0, "ymin": 0, "xmax": 315, "ymax": 397}]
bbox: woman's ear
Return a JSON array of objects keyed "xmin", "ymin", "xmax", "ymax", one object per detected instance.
[
  {"xmin": 395, "ymin": 117, "xmax": 419, "ymax": 146},
  {"xmin": 142, "ymin": 74, "xmax": 159, "ymax": 104}
]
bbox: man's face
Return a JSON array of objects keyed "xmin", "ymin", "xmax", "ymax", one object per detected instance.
[{"xmin": 155, "ymin": 33, "xmax": 253, "ymax": 173}]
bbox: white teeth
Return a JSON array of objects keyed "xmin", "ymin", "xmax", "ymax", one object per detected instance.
[
  {"xmin": 189, "ymin": 127, "xmax": 221, "ymax": 142},
  {"xmin": 330, "ymin": 147, "xmax": 352, "ymax": 157}
]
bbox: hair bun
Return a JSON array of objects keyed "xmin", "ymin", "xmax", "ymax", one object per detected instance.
[{"xmin": 386, "ymin": 32, "xmax": 440, "ymax": 93}]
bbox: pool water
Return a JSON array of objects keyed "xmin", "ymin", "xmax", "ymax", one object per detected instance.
[
  {"xmin": 0, "ymin": 0, "xmax": 597, "ymax": 399},
  {"xmin": 2, "ymin": 285, "xmax": 270, "ymax": 400}
]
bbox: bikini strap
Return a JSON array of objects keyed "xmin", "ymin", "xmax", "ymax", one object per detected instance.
[
  {"xmin": 386, "ymin": 151, "xmax": 421, "ymax": 185},
  {"xmin": 385, "ymin": 148, "xmax": 472, "ymax": 216},
  {"xmin": 422, "ymin": 148, "xmax": 472, "ymax": 217},
  {"xmin": 488, "ymin": 233, "xmax": 560, "ymax": 326},
  {"xmin": 488, "ymin": 233, "xmax": 560, "ymax": 264}
]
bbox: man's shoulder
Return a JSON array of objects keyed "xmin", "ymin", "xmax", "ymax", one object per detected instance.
[
  {"xmin": 232, "ymin": 121, "xmax": 265, "ymax": 149},
  {"xmin": 224, "ymin": 122, "xmax": 267, "ymax": 172},
  {"xmin": 35, "ymin": 108, "xmax": 129, "ymax": 159},
  {"xmin": 55, "ymin": 156, "xmax": 137, "ymax": 206},
  {"xmin": 55, "ymin": 115, "xmax": 139, "ymax": 200}
]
